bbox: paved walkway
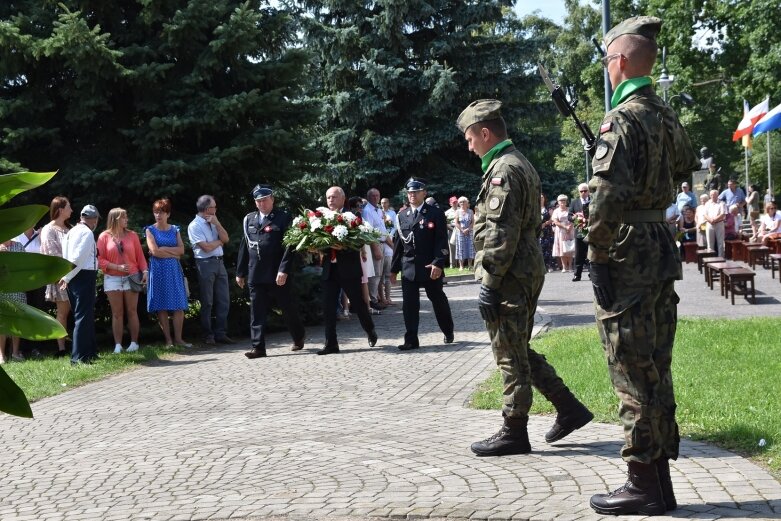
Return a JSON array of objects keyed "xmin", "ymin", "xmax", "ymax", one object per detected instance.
[{"xmin": 1, "ymin": 263, "xmax": 779, "ymax": 521}]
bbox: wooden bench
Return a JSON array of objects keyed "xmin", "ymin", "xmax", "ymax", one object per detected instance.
[
  {"xmin": 770, "ymin": 253, "xmax": 781, "ymax": 280},
  {"xmin": 706, "ymin": 261, "xmax": 742, "ymax": 291},
  {"xmin": 722, "ymin": 267, "xmax": 756, "ymax": 305},
  {"xmin": 746, "ymin": 245, "xmax": 770, "ymax": 269},
  {"xmin": 696, "ymin": 249, "xmax": 717, "ymax": 273},
  {"xmin": 724, "ymin": 239, "xmax": 743, "ymax": 260},
  {"xmin": 682, "ymin": 241, "xmax": 699, "ymax": 263}
]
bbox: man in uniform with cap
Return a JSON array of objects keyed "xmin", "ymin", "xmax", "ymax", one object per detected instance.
[
  {"xmin": 587, "ymin": 16, "xmax": 700, "ymax": 516},
  {"xmin": 390, "ymin": 178, "xmax": 454, "ymax": 350},
  {"xmin": 236, "ymin": 185, "xmax": 305, "ymax": 358},
  {"xmin": 456, "ymin": 100, "xmax": 592, "ymax": 456},
  {"xmin": 59, "ymin": 204, "xmax": 101, "ymax": 364}
]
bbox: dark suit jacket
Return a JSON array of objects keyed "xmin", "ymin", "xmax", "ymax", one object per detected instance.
[
  {"xmin": 236, "ymin": 209, "xmax": 295, "ymax": 284},
  {"xmin": 320, "ymin": 207, "xmax": 363, "ymax": 281},
  {"xmin": 569, "ymin": 197, "xmax": 591, "ymax": 220},
  {"xmin": 391, "ymin": 202, "xmax": 448, "ymax": 282}
]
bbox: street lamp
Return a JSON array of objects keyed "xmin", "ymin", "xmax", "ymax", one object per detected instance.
[{"xmin": 658, "ymin": 47, "xmax": 674, "ymax": 103}]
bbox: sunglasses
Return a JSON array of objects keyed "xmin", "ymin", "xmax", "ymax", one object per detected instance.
[{"xmin": 601, "ymin": 53, "xmax": 622, "ymax": 67}]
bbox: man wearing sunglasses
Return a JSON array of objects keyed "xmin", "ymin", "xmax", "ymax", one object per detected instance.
[{"xmin": 587, "ymin": 16, "xmax": 700, "ymax": 516}]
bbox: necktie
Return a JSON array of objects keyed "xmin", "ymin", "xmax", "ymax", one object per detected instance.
[{"xmin": 412, "ymin": 209, "xmax": 418, "ymax": 220}]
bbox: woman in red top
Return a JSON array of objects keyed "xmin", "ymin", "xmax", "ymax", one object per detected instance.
[{"xmin": 97, "ymin": 208, "xmax": 148, "ymax": 354}]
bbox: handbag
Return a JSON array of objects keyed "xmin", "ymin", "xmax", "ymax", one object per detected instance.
[
  {"xmin": 128, "ymin": 271, "xmax": 146, "ymax": 293},
  {"xmin": 562, "ymin": 238, "xmax": 576, "ymax": 254},
  {"xmin": 449, "ymin": 229, "xmax": 457, "ymax": 246}
]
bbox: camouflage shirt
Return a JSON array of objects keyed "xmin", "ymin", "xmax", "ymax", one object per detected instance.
[
  {"xmin": 588, "ymin": 85, "xmax": 699, "ymax": 314},
  {"xmin": 474, "ymin": 144, "xmax": 545, "ymax": 288}
]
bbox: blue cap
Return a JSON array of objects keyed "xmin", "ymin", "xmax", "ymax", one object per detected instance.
[
  {"xmin": 252, "ymin": 184, "xmax": 273, "ymax": 200},
  {"xmin": 405, "ymin": 178, "xmax": 427, "ymax": 192}
]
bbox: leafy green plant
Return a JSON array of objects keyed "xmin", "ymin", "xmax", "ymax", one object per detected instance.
[{"xmin": 0, "ymin": 171, "xmax": 73, "ymax": 418}]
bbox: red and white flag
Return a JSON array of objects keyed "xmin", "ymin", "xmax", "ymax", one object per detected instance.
[{"xmin": 732, "ymin": 97, "xmax": 769, "ymax": 141}]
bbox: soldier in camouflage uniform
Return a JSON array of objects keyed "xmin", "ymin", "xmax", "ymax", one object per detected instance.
[
  {"xmin": 456, "ymin": 99, "xmax": 593, "ymax": 457},
  {"xmin": 587, "ymin": 17, "xmax": 700, "ymax": 516}
]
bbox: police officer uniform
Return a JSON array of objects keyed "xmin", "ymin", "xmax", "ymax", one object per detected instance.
[
  {"xmin": 391, "ymin": 178, "xmax": 454, "ymax": 350},
  {"xmin": 236, "ymin": 185, "xmax": 305, "ymax": 358}
]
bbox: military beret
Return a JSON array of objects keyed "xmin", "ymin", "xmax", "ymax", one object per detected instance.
[
  {"xmin": 405, "ymin": 177, "xmax": 427, "ymax": 192},
  {"xmin": 251, "ymin": 184, "xmax": 273, "ymax": 200},
  {"xmin": 604, "ymin": 16, "xmax": 662, "ymax": 50},
  {"xmin": 456, "ymin": 99, "xmax": 503, "ymax": 134}
]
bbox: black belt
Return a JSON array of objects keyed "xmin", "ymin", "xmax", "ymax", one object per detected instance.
[
  {"xmin": 622, "ymin": 209, "xmax": 665, "ymax": 224},
  {"xmin": 196, "ymin": 256, "xmax": 223, "ymax": 260}
]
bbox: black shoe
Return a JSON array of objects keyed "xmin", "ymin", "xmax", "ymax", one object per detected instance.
[
  {"xmin": 397, "ymin": 342, "xmax": 419, "ymax": 351},
  {"xmin": 204, "ymin": 336, "xmax": 217, "ymax": 346},
  {"xmin": 367, "ymin": 330, "xmax": 378, "ymax": 347},
  {"xmin": 316, "ymin": 345, "xmax": 340, "ymax": 355},
  {"xmin": 545, "ymin": 390, "xmax": 594, "ymax": 443},
  {"xmin": 244, "ymin": 347, "xmax": 267, "ymax": 359},
  {"xmin": 590, "ymin": 461, "xmax": 666, "ymax": 515},
  {"xmin": 571, "ymin": 276, "xmax": 581, "ymax": 282},
  {"xmin": 215, "ymin": 336, "xmax": 235, "ymax": 344},
  {"xmin": 443, "ymin": 334, "xmax": 454, "ymax": 344},
  {"xmin": 471, "ymin": 416, "xmax": 531, "ymax": 456},
  {"xmin": 291, "ymin": 339, "xmax": 304, "ymax": 352}
]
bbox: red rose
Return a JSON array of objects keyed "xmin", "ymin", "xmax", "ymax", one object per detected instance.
[
  {"xmin": 427, "ymin": 221, "xmax": 435, "ymax": 229},
  {"xmin": 298, "ymin": 221, "xmax": 307, "ymax": 229},
  {"xmin": 324, "ymin": 225, "xmax": 334, "ymax": 233},
  {"xmin": 307, "ymin": 211, "xmax": 315, "ymax": 217},
  {"xmin": 354, "ymin": 217, "xmax": 362, "ymax": 225},
  {"xmin": 314, "ymin": 210, "xmax": 323, "ymax": 218},
  {"xmin": 336, "ymin": 214, "xmax": 344, "ymax": 223}
]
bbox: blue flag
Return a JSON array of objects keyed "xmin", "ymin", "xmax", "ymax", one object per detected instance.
[{"xmin": 753, "ymin": 102, "xmax": 781, "ymax": 136}]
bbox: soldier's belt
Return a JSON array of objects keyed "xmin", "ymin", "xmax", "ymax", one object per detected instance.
[{"xmin": 621, "ymin": 209, "xmax": 665, "ymax": 224}]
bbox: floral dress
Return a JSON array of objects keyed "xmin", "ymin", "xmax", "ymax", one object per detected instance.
[
  {"xmin": 40, "ymin": 222, "xmax": 71, "ymax": 302},
  {"xmin": 455, "ymin": 209, "xmax": 475, "ymax": 260},
  {"xmin": 0, "ymin": 241, "xmax": 27, "ymax": 304},
  {"xmin": 551, "ymin": 207, "xmax": 575, "ymax": 258},
  {"xmin": 539, "ymin": 206, "xmax": 557, "ymax": 270}
]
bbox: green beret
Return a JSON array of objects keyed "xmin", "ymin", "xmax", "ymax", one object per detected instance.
[
  {"xmin": 456, "ymin": 99, "xmax": 503, "ymax": 134},
  {"xmin": 604, "ymin": 16, "xmax": 662, "ymax": 50}
]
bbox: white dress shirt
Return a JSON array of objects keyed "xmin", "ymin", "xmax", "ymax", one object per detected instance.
[{"xmin": 61, "ymin": 222, "xmax": 97, "ymax": 282}]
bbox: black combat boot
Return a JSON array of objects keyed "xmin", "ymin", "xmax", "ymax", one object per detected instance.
[
  {"xmin": 544, "ymin": 389, "xmax": 594, "ymax": 443},
  {"xmin": 590, "ymin": 461, "xmax": 666, "ymax": 515},
  {"xmin": 470, "ymin": 416, "xmax": 531, "ymax": 457},
  {"xmin": 655, "ymin": 458, "xmax": 677, "ymax": 511}
]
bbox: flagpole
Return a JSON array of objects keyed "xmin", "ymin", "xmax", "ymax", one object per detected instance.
[
  {"xmin": 745, "ymin": 145, "xmax": 749, "ymax": 189},
  {"xmin": 768, "ymin": 132, "xmax": 773, "ymax": 198}
]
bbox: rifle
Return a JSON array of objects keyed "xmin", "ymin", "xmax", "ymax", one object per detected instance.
[{"xmin": 538, "ymin": 63, "xmax": 598, "ymax": 157}]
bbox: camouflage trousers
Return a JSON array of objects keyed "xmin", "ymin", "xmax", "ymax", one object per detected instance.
[
  {"xmin": 486, "ymin": 274, "xmax": 568, "ymax": 419},
  {"xmin": 596, "ymin": 279, "xmax": 680, "ymax": 464}
]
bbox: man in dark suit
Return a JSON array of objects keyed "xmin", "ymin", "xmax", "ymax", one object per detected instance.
[
  {"xmin": 318, "ymin": 186, "xmax": 378, "ymax": 355},
  {"xmin": 569, "ymin": 183, "xmax": 591, "ymax": 282},
  {"xmin": 236, "ymin": 184, "xmax": 305, "ymax": 358},
  {"xmin": 391, "ymin": 178, "xmax": 454, "ymax": 350}
]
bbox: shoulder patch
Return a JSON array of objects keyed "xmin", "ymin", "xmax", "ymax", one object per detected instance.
[
  {"xmin": 594, "ymin": 142, "xmax": 610, "ymax": 160},
  {"xmin": 488, "ymin": 196, "xmax": 501, "ymax": 210}
]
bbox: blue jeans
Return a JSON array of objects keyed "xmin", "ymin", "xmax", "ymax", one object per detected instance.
[
  {"xmin": 67, "ymin": 270, "xmax": 97, "ymax": 363},
  {"xmin": 194, "ymin": 257, "xmax": 230, "ymax": 338}
]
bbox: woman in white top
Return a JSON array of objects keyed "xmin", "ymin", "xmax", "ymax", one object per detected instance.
[
  {"xmin": 754, "ymin": 202, "xmax": 781, "ymax": 246},
  {"xmin": 39, "ymin": 196, "xmax": 73, "ymax": 356},
  {"xmin": 551, "ymin": 194, "xmax": 575, "ymax": 272}
]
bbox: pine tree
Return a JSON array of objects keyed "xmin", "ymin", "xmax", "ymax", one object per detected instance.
[
  {"xmin": 0, "ymin": 1, "xmax": 317, "ymax": 220},
  {"xmin": 298, "ymin": 0, "xmax": 561, "ymax": 204}
]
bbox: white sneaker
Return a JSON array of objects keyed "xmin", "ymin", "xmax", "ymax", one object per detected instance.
[
  {"xmin": 127, "ymin": 342, "xmax": 140, "ymax": 352},
  {"xmin": 113, "ymin": 344, "xmax": 123, "ymax": 354}
]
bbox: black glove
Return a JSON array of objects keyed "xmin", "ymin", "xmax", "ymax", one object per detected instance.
[
  {"xmin": 590, "ymin": 262, "xmax": 615, "ymax": 309},
  {"xmin": 478, "ymin": 285, "xmax": 501, "ymax": 323}
]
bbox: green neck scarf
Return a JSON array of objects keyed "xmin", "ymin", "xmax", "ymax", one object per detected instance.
[
  {"xmin": 481, "ymin": 139, "xmax": 513, "ymax": 173},
  {"xmin": 610, "ymin": 76, "xmax": 653, "ymax": 109}
]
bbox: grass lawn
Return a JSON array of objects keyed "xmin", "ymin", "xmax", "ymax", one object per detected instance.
[
  {"xmin": 3, "ymin": 344, "xmax": 186, "ymax": 403},
  {"xmin": 444, "ymin": 266, "xmax": 475, "ymax": 278},
  {"xmin": 470, "ymin": 317, "xmax": 781, "ymax": 478}
]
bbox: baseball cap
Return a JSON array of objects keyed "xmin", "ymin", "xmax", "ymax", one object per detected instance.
[{"xmin": 80, "ymin": 204, "xmax": 100, "ymax": 219}]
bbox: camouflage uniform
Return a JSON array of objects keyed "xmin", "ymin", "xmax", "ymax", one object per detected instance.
[
  {"xmin": 473, "ymin": 144, "xmax": 569, "ymax": 419},
  {"xmin": 588, "ymin": 82, "xmax": 699, "ymax": 464}
]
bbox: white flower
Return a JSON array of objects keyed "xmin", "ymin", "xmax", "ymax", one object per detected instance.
[
  {"xmin": 341, "ymin": 211, "xmax": 356, "ymax": 223},
  {"xmin": 309, "ymin": 217, "xmax": 322, "ymax": 230},
  {"xmin": 292, "ymin": 216, "xmax": 303, "ymax": 225},
  {"xmin": 359, "ymin": 222, "xmax": 374, "ymax": 233},
  {"xmin": 332, "ymin": 225, "xmax": 348, "ymax": 240}
]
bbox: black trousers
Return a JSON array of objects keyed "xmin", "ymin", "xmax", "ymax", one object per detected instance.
[
  {"xmin": 574, "ymin": 236, "xmax": 589, "ymax": 277},
  {"xmin": 249, "ymin": 281, "xmax": 304, "ymax": 349},
  {"xmin": 322, "ymin": 266, "xmax": 374, "ymax": 348},
  {"xmin": 67, "ymin": 269, "xmax": 97, "ymax": 363},
  {"xmin": 401, "ymin": 277, "xmax": 454, "ymax": 345}
]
